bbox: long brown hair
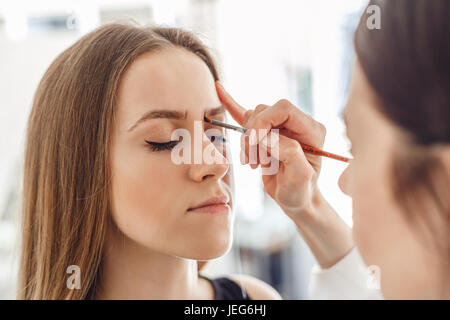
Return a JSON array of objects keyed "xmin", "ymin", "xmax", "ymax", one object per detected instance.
[
  {"xmin": 354, "ymin": 0, "xmax": 450, "ymax": 295},
  {"xmin": 19, "ymin": 23, "xmax": 219, "ymax": 299}
]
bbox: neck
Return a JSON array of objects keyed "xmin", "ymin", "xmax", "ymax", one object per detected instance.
[{"xmin": 95, "ymin": 226, "xmax": 212, "ymax": 300}]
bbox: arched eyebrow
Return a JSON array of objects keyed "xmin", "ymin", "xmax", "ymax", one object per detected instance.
[
  {"xmin": 127, "ymin": 105, "xmax": 225, "ymax": 132},
  {"xmin": 128, "ymin": 110, "xmax": 187, "ymax": 132},
  {"xmin": 206, "ymin": 105, "xmax": 225, "ymax": 117}
]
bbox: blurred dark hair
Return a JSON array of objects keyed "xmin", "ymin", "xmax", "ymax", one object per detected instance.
[
  {"xmin": 354, "ymin": 0, "xmax": 449, "ymax": 295},
  {"xmin": 355, "ymin": 0, "xmax": 449, "ymax": 145}
]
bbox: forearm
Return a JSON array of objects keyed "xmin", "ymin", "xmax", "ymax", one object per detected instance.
[{"xmin": 284, "ymin": 190, "xmax": 354, "ymax": 269}]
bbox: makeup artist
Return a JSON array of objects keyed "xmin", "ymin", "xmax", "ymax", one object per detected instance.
[{"xmin": 216, "ymin": 0, "xmax": 450, "ymax": 299}]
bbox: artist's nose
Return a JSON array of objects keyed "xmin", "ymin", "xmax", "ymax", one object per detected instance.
[{"xmin": 188, "ymin": 135, "xmax": 230, "ymax": 182}]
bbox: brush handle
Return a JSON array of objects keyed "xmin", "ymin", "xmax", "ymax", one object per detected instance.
[
  {"xmin": 299, "ymin": 143, "xmax": 350, "ymax": 163},
  {"xmin": 209, "ymin": 119, "xmax": 247, "ymax": 133}
]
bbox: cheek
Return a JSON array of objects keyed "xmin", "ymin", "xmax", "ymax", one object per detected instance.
[
  {"xmin": 350, "ymin": 150, "xmax": 394, "ymax": 263},
  {"xmin": 110, "ymin": 149, "xmax": 185, "ymax": 244},
  {"xmin": 349, "ymin": 152, "xmax": 435, "ymax": 293},
  {"xmin": 222, "ymin": 142, "xmax": 235, "ymax": 205}
]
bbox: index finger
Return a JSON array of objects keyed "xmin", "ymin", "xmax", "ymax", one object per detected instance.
[{"xmin": 215, "ymin": 81, "xmax": 247, "ymax": 126}]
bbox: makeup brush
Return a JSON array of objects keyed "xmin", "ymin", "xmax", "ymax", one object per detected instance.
[
  {"xmin": 204, "ymin": 116, "xmax": 248, "ymax": 134},
  {"xmin": 204, "ymin": 116, "xmax": 350, "ymax": 163}
]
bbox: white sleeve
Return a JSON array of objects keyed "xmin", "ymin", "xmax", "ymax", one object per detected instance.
[{"xmin": 308, "ymin": 247, "xmax": 384, "ymax": 299}]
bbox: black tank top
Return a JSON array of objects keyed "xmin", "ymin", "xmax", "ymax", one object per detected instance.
[{"xmin": 199, "ymin": 275, "xmax": 252, "ymax": 300}]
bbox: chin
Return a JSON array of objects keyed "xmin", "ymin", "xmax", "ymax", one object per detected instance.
[{"xmin": 182, "ymin": 232, "xmax": 233, "ymax": 260}]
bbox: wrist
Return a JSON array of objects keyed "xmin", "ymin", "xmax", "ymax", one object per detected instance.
[
  {"xmin": 283, "ymin": 188, "xmax": 355, "ymax": 269},
  {"xmin": 282, "ymin": 188, "xmax": 328, "ymax": 227}
]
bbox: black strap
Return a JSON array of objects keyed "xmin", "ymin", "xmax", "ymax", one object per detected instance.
[{"xmin": 199, "ymin": 275, "xmax": 251, "ymax": 300}]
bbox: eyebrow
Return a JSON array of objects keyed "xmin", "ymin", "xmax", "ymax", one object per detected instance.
[
  {"xmin": 206, "ymin": 105, "xmax": 226, "ymax": 117},
  {"xmin": 127, "ymin": 105, "xmax": 225, "ymax": 132}
]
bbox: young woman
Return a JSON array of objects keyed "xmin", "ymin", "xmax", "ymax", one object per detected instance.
[
  {"xmin": 18, "ymin": 23, "xmax": 281, "ymax": 300},
  {"xmin": 218, "ymin": 0, "xmax": 450, "ymax": 299}
]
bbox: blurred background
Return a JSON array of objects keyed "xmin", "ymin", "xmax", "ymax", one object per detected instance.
[{"xmin": 0, "ymin": 0, "xmax": 368, "ymax": 299}]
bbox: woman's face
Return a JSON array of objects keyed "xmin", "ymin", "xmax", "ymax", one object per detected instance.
[
  {"xmin": 110, "ymin": 48, "xmax": 234, "ymax": 261},
  {"xmin": 339, "ymin": 60, "xmax": 443, "ymax": 299}
]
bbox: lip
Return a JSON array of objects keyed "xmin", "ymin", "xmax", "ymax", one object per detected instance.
[{"xmin": 188, "ymin": 195, "xmax": 230, "ymax": 214}]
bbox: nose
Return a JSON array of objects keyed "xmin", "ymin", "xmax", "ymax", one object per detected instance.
[{"xmin": 188, "ymin": 134, "xmax": 230, "ymax": 182}]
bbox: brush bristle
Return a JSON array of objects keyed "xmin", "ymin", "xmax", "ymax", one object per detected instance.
[{"xmin": 204, "ymin": 116, "xmax": 212, "ymax": 123}]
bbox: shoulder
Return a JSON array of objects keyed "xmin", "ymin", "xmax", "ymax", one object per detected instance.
[{"xmin": 229, "ymin": 274, "xmax": 282, "ymax": 300}]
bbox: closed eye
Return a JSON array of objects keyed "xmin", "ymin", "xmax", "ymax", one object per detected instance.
[
  {"xmin": 145, "ymin": 134, "xmax": 227, "ymax": 152},
  {"xmin": 145, "ymin": 139, "xmax": 180, "ymax": 151}
]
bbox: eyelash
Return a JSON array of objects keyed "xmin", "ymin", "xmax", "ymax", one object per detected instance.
[
  {"xmin": 145, "ymin": 135, "xmax": 227, "ymax": 152},
  {"xmin": 145, "ymin": 140, "xmax": 179, "ymax": 151}
]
